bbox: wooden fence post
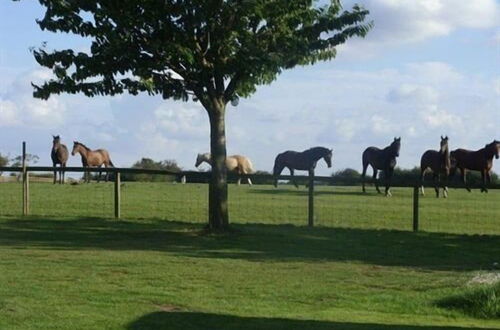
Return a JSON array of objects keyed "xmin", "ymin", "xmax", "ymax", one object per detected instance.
[
  {"xmin": 22, "ymin": 141, "xmax": 30, "ymax": 216},
  {"xmin": 308, "ymin": 172, "xmax": 314, "ymax": 227},
  {"xmin": 413, "ymin": 186, "xmax": 419, "ymax": 232},
  {"xmin": 114, "ymin": 171, "xmax": 121, "ymax": 219}
]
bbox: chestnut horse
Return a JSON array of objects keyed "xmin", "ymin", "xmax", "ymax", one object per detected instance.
[
  {"xmin": 420, "ymin": 136, "xmax": 451, "ymax": 198},
  {"xmin": 273, "ymin": 146, "xmax": 332, "ymax": 188},
  {"xmin": 71, "ymin": 141, "xmax": 114, "ymax": 183},
  {"xmin": 450, "ymin": 140, "xmax": 499, "ymax": 193},
  {"xmin": 195, "ymin": 153, "xmax": 254, "ymax": 185},
  {"xmin": 51, "ymin": 135, "xmax": 69, "ymax": 184},
  {"xmin": 361, "ymin": 137, "xmax": 401, "ymax": 196}
]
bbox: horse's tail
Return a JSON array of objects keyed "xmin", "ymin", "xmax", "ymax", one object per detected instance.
[
  {"xmin": 108, "ymin": 159, "xmax": 115, "ymax": 167},
  {"xmin": 273, "ymin": 153, "xmax": 283, "ymax": 176}
]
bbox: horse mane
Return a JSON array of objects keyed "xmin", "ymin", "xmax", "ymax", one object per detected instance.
[
  {"xmin": 75, "ymin": 141, "xmax": 91, "ymax": 151},
  {"xmin": 303, "ymin": 146, "xmax": 329, "ymax": 155}
]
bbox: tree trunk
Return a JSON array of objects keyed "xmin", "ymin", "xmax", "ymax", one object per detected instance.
[{"xmin": 207, "ymin": 104, "xmax": 229, "ymax": 230}]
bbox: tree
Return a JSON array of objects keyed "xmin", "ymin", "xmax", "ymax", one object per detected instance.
[
  {"xmin": 121, "ymin": 158, "xmax": 182, "ymax": 182},
  {"xmin": 0, "ymin": 153, "xmax": 8, "ymax": 176},
  {"xmin": 29, "ymin": 0, "xmax": 371, "ymax": 230}
]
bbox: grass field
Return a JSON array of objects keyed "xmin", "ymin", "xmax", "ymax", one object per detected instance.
[{"xmin": 0, "ymin": 181, "xmax": 499, "ymax": 329}]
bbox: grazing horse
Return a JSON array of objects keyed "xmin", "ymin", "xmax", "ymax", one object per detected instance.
[
  {"xmin": 273, "ymin": 147, "xmax": 332, "ymax": 188},
  {"xmin": 361, "ymin": 137, "xmax": 401, "ymax": 196},
  {"xmin": 450, "ymin": 140, "xmax": 500, "ymax": 193},
  {"xmin": 195, "ymin": 153, "xmax": 254, "ymax": 185},
  {"xmin": 51, "ymin": 135, "xmax": 69, "ymax": 184},
  {"xmin": 420, "ymin": 136, "xmax": 451, "ymax": 198},
  {"xmin": 71, "ymin": 141, "xmax": 114, "ymax": 183}
]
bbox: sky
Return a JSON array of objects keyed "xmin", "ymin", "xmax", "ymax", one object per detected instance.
[{"xmin": 0, "ymin": 0, "xmax": 499, "ymax": 176}]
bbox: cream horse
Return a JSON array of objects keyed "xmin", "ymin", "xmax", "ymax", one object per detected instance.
[
  {"xmin": 71, "ymin": 141, "xmax": 114, "ymax": 183},
  {"xmin": 195, "ymin": 153, "xmax": 254, "ymax": 185}
]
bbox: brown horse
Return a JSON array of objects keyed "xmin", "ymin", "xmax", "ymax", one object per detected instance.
[
  {"xmin": 420, "ymin": 136, "xmax": 451, "ymax": 198},
  {"xmin": 51, "ymin": 135, "xmax": 69, "ymax": 184},
  {"xmin": 450, "ymin": 140, "xmax": 500, "ymax": 192},
  {"xmin": 273, "ymin": 146, "xmax": 332, "ymax": 188},
  {"xmin": 71, "ymin": 141, "xmax": 114, "ymax": 183},
  {"xmin": 195, "ymin": 153, "xmax": 254, "ymax": 185},
  {"xmin": 361, "ymin": 137, "xmax": 401, "ymax": 196}
]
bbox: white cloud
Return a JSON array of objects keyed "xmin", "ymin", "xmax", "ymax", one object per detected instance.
[
  {"xmin": 339, "ymin": 0, "xmax": 500, "ymax": 57},
  {"xmin": 386, "ymin": 84, "xmax": 439, "ymax": 104},
  {"xmin": 419, "ymin": 105, "xmax": 462, "ymax": 128}
]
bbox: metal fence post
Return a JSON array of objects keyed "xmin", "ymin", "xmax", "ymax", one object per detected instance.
[
  {"xmin": 114, "ymin": 171, "xmax": 121, "ymax": 219},
  {"xmin": 413, "ymin": 186, "xmax": 419, "ymax": 232},
  {"xmin": 308, "ymin": 172, "xmax": 314, "ymax": 227}
]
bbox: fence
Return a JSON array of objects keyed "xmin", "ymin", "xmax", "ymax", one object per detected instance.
[{"xmin": 0, "ymin": 164, "xmax": 498, "ymax": 235}]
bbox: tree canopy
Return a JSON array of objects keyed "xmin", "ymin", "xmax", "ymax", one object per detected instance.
[{"xmin": 32, "ymin": 0, "xmax": 371, "ymax": 109}]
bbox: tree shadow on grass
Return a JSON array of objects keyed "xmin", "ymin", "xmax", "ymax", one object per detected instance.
[
  {"xmin": 127, "ymin": 311, "xmax": 497, "ymax": 330},
  {"xmin": 0, "ymin": 217, "xmax": 498, "ymax": 271}
]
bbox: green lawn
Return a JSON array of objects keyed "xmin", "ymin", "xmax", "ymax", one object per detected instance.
[{"xmin": 0, "ymin": 182, "xmax": 499, "ymax": 329}]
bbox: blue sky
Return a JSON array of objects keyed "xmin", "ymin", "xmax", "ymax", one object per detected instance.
[{"xmin": 0, "ymin": 0, "xmax": 499, "ymax": 176}]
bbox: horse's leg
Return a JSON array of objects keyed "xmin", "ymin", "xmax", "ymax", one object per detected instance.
[
  {"xmin": 237, "ymin": 177, "xmax": 241, "ymax": 185},
  {"xmin": 481, "ymin": 170, "xmax": 488, "ymax": 193},
  {"xmin": 373, "ymin": 167, "xmax": 381, "ymax": 194},
  {"xmin": 384, "ymin": 168, "xmax": 393, "ymax": 197},
  {"xmin": 247, "ymin": 176, "xmax": 252, "ymax": 186},
  {"xmin": 53, "ymin": 162, "xmax": 57, "ymax": 184},
  {"xmin": 290, "ymin": 168, "xmax": 299, "ymax": 188},
  {"xmin": 433, "ymin": 172, "xmax": 439, "ymax": 198},
  {"xmin": 420, "ymin": 168, "xmax": 426, "ymax": 196},
  {"xmin": 460, "ymin": 168, "xmax": 470, "ymax": 192},
  {"xmin": 361, "ymin": 163, "xmax": 368, "ymax": 193},
  {"xmin": 274, "ymin": 163, "xmax": 285, "ymax": 188},
  {"xmin": 105, "ymin": 164, "xmax": 110, "ymax": 182}
]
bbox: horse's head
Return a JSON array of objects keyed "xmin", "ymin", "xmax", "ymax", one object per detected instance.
[
  {"xmin": 195, "ymin": 153, "xmax": 209, "ymax": 167},
  {"xmin": 323, "ymin": 149, "xmax": 333, "ymax": 168},
  {"xmin": 440, "ymin": 135, "xmax": 449, "ymax": 153},
  {"xmin": 488, "ymin": 140, "xmax": 500, "ymax": 159},
  {"xmin": 52, "ymin": 135, "xmax": 60, "ymax": 147},
  {"xmin": 71, "ymin": 141, "xmax": 80, "ymax": 156},
  {"xmin": 391, "ymin": 137, "xmax": 401, "ymax": 157}
]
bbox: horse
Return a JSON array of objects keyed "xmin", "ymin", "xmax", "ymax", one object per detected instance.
[
  {"xmin": 361, "ymin": 137, "xmax": 401, "ymax": 196},
  {"xmin": 51, "ymin": 135, "xmax": 69, "ymax": 184},
  {"xmin": 420, "ymin": 136, "xmax": 451, "ymax": 198},
  {"xmin": 273, "ymin": 146, "xmax": 332, "ymax": 188},
  {"xmin": 195, "ymin": 153, "xmax": 254, "ymax": 185},
  {"xmin": 71, "ymin": 141, "xmax": 114, "ymax": 183},
  {"xmin": 450, "ymin": 140, "xmax": 500, "ymax": 193}
]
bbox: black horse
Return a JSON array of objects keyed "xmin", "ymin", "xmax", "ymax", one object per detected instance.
[
  {"xmin": 361, "ymin": 137, "xmax": 401, "ymax": 196},
  {"xmin": 420, "ymin": 136, "xmax": 451, "ymax": 198},
  {"xmin": 273, "ymin": 147, "xmax": 333, "ymax": 188},
  {"xmin": 450, "ymin": 140, "xmax": 500, "ymax": 193}
]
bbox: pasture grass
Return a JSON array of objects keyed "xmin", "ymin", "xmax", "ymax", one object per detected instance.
[
  {"xmin": 0, "ymin": 181, "xmax": 499, "ymax": 329},
  {"xmin": 437, "ymin": 283, "xmax": 500, "ymax": 319},
  {"xmin": 0, "ymin": 181, "xmax": 498, "ymax": 235}
]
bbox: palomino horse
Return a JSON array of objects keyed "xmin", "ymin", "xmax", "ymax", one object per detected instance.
[
  {"xmin": 420, "ymin": 136, "xmax": 451, "ymax": 198},
  {"xmin": 51, "ymin": 135, "xmax": 69, "ymax": 184},
  {"xmin": 450, "ymin": 140, "xmax": 500, "ymax": 193},
  {"xmin": 273, "ymin": 147, "xmax": 332, "ymax": 188},
  {"xmin": 195, "ymin": 153, "xmax": 254, "ymax": 185},
  {"xmin": 361, "ymin": 137, "xmax": 401, "ymax": 196},
  {"xmin": 71, "ymin": 141, "xmax": 114, "ymax": 183}
]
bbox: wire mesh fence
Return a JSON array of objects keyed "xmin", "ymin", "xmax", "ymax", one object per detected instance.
[{"xmin": 0, "ymin": 166, "xmax": 498, "ymax": 236}]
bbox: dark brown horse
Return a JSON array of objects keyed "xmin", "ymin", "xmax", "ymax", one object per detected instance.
[
  {"xmin": 450, "ymin": 140, "xmax": 499, "ymax": 192},
  {"xmin": 420, "ymin": 136, "xmax": 451, "ymax": 198},
  {"xmin": 51, "ymin": 135, "xmax": 69, "ymax": 184},
  {"xmin": 71, "ymin": 141, "xmax": 114, "ymax": 183},
  {"xmin": 273, "ymin": 147, "xmax": 332, "ymax": 188},
  {"xmin": 361, "ymin": 137, "xmax": 401, "ymax": 196}
]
